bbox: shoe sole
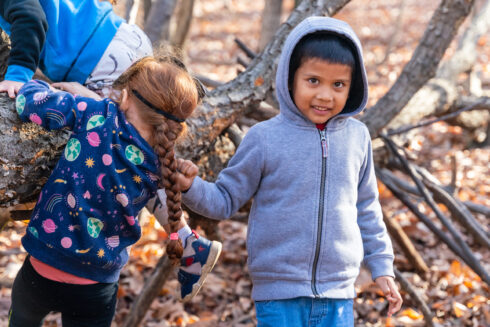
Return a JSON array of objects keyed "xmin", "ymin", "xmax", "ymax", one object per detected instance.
[{"xmin": 180, "ymin": 240, "xmax": 222, "ymax": 303}]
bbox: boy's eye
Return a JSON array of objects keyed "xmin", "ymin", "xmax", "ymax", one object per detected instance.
[
  {"xmin": 307, "ymin": 78, "xmax": 319, "ymax": 84},
  {"xmin": 334, "ymin": 81, "xmax": 345, "ymax": 88}
]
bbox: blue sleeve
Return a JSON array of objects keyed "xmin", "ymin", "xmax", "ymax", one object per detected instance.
[
  {"xmin": 15, "ymin": 80, "xmax": 87, "ymax": 131},
  {"xmin": 0, "ymin": 0, "xmax": 47, "ymax": 82}
]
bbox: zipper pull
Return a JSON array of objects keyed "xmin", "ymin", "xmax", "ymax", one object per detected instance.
[{"xmin": 320, "ymin": 129, "xmax": 327, "ymax": 158}]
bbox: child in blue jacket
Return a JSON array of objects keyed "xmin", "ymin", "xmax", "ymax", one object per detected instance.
[
  {"xmin": 8, "ymin": 56, "xmax": 221, "ymax": 326},
  {"xmin": 0, "ymin": 0, "xmax": 152, "ymax": 98},
  {"xmin": 166, "ymin": 17, "xmax": 403, "ymax": 326}
]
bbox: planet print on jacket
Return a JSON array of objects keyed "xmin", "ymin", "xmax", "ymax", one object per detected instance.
[
  {"xmin": 125, "ymin": 145, "xmax": 144, "ymax": 165},
  {"xmin": 65, "ymin": 138, "xmax": 81, "ymax": 161}
]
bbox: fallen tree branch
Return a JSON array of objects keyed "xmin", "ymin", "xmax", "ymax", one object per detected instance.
[
  {"xmin": 463, "ymin": 201, "xmax": 490, "ymax": 218},
  {"xmin": 234, "ymin": 38, "xmax": 257, "ymax": 59},
  {"xmin": 380, "ymin": 134, "xmax": 490, "ymax": 284},
  {"xmin": 383, "ymin": 209, "xmax": 430, "ymax": 274},
  {"xmin": 361, "ymin": 0, "xmax": 475, "ymax": 137},
  {"xmin": 386, "ymin": 100, "xmax": 484, "ymax": 136},
  {"xmin": 420, "ymin": 174, "xmax": 490, "ymax": 249},
  {"xmin": 121, "ymin": 254, "xmax": 173, "ymax": 327},
  {"xmin": 394, "ymin": 268, "xmax": 435, "ymax": 327}
]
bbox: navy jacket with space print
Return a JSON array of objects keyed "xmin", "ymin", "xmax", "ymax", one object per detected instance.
[{"xmin": 16, "ymin": 80, "xmax": 159, "ymax": 283}]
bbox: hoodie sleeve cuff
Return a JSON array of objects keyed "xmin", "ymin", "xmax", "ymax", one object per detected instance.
[
  {"xmin": 366, "ymin": 256, "xmax": 395, "ymax": 280},
  {"xmin": 181, "ymin": 177, "xmax": 204, "ymax": 206},
  {"xmin": 4, "ymin": 65, "xmax": 35, "ymax": 83}
]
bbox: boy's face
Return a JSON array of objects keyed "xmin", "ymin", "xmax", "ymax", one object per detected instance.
[{"xmin": 291, "ymin": 58, "xmax": 352, "ymax": 124}]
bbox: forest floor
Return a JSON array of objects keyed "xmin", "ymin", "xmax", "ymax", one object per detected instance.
[{"xmin": 1, "ymin": 0, "xmax": 489, "ymax": 326}]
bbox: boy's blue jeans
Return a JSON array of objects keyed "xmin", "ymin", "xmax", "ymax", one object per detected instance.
[{"xmin": 255, "ymin": 297, "xmax": 354, "ymax": 327}]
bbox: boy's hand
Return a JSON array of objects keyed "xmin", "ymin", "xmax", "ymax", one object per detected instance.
[
  {"xmin": 51, "ymin": 82, "xmax": 102, "ymax": 100},
  {"xmin": 375, "ymin": 276, "xmax": 403, "ymax": 317},
  {"xmin": 0, "ymin": 80, "xmax": 24, "ymax": 98},
  {"xmin": 176, "ymin": 159, "xmax": 199, "ymax": 192}
]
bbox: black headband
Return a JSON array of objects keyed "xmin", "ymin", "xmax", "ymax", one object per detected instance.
[{"xmin": 131, "ymin": 89, "xmax": 185, "ymax": 123}]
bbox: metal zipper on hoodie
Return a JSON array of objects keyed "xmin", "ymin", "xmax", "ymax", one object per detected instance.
[{"xmin": 311, "ymin": 128, "xmax": 327, "ymax": 296}]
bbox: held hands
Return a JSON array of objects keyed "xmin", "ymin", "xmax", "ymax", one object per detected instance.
[
  {"xmin": 375, "ymin": 276, "xmax": 403, "ymax": 317},
  {"xmin": 0, "ymin": 80, "xmax": 24, "ymax": 98},
  {"xmin": 176, "ymin": 159, "xmax": 199, "ymax": 192}
]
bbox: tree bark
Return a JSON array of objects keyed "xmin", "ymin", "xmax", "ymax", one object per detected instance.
[
  {"xmin": 169, "ymin": 0, "xmax": 196, "ymax": 49},
  {"xmin": 144, "ymin": 0, "xmax": 179, "ymax": 45},
  {"xmin": 0, "ymin": 32, "xmax": 10, "ymax": 79},
  {"xmin": 258, "ymin": 0, "xmax": 283, "ymax": 51}
]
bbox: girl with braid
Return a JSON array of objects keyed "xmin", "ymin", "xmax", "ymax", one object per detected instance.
[{"xmin": 9, "ymin": 56, "xmax": 221, "ymax": 327}]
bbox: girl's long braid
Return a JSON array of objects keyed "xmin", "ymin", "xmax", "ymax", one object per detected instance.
[
  {"xmin": 153, "ymin": 121, "xmax": 184, "ymax": 264},
  {"xmin": 113, "ymin": 55, "xmax": 201, "ymax": 265}
]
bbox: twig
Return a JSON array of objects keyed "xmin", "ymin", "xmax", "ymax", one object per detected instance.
[
  {"xmin": 463, "ymin": 201, "xmax": 490, "ymax": 218},
  {"xmin": 121, "ymin": 254, "xmax": 173, "ymax": 327},
  {"xmin": 234, "ymin": 38, "xmax": 257, "ymax": 59},
  {"xmin": 380, "ymin": 167, "xmax": 489, "ymax": 223},
  {"xmin": 382, "ymin": 166, "xmax": 490, "ymax": 248},
  {"xmin": 225, "ymin": 123, "xmax": 244, "ymax": 148},
  {"xmin": 380, "ymin": 134, "xmax": 490, "ymax": 284},
  {"xmin": 394, "ymin": 268, "xmax": 435, "ymax": 327},
  {"xmin": 422, "ymin": 177, "xmax": 490, "ymax": 249},
  {"xmin": 377, "ymin": 169, "xmax": 465, "ymax": 259},
  {"xmin": 382, "ymin": 209, "xmax": 429, "ymax": 274},
  {"xmin": 386, "ymin": 101, "xmax": 483, "ymax": 136},
  {"xmin": 237, "ymin": 56, "xmax": 249, "ymax": 69},
  {"xmin": 195, "ymin": 74, "xmax": 224, "ymax": 88}
]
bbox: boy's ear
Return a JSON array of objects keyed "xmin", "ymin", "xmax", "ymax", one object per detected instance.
[{"xmin": 119, "ymin": 89, "xmax": 129, "ymax": 112}]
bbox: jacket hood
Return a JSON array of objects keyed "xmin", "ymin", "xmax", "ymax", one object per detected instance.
[{"xmin": 275, "ymin": 16, "xmax": 368, "ymax": 127}]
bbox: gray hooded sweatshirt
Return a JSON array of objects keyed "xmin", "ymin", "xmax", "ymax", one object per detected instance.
[{"xmin": 182, "ymin": 16, "xmax": 394, "ymax": 301}]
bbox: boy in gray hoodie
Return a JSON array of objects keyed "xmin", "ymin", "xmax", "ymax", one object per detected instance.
[{"xmin": 170, "ymin": 16, "xmax": 402, "ymax": 326}]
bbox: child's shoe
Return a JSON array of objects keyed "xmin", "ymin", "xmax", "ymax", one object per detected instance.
[{"xmin": 178, "ymin": 230, "xmax": 222, "ymax": 302}]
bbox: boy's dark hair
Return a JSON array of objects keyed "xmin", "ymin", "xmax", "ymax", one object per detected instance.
[{"xmin": 288, "ymin": 32, "xmax": 364, "ymax": 113}]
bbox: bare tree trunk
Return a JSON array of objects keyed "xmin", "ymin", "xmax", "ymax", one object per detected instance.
[
  {"xmin": 258, "ymin": 0, "xmax": 283, "ymax": 51},
  {"xmin": 169, "ymin": 0, "xmax": 196, "ymax": 49},
  {"xmin": 144, "ymin": 0, "xmax": 179, "ymax": 45}
]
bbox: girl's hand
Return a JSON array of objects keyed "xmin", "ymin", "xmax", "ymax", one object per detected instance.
[
  {"xmin": 0, "ymin": 80, "xmax": 24, "ymax": 98},
  {"xmin": 375, "ymin": 276, "xmax": 403, "ymax": 317},
  {"xmin": 51, "ymin": 82, "xmax": 102, "ymax": 100},
  {"xmin": 176, "ymin": 159, "xmax": 199, "ymax": 192}
]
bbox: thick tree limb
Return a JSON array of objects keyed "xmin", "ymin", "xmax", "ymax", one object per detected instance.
[
  {"xmin": 381, "ymin": 0, "xmax": 489, "ymax": 132},
  {"xmin": 361, "ymin": 0, "xmax": 475, "ymax": 137},
  {"xmin": 144, "ymin": 0, "xmax": 179, "ymax": 45}
]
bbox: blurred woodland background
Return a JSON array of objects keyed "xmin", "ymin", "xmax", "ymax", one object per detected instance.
[{"xmin": 0, "ymin": 0, "xmax": 489, "ymax": 326}]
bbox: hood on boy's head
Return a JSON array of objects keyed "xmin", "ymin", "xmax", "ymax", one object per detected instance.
[{"xmin": 275, "ymin": 16, "xmax": 368, "ymax": 123}]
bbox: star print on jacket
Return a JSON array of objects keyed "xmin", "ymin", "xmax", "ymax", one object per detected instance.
[{"xmin": 16, "ymin": 80, "xmax": 160, "ymax": 283}]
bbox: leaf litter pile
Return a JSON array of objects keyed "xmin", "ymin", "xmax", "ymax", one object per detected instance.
[{"xmin": 1, "ymin": 0, "xmax": 489, "ymax": 326}]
